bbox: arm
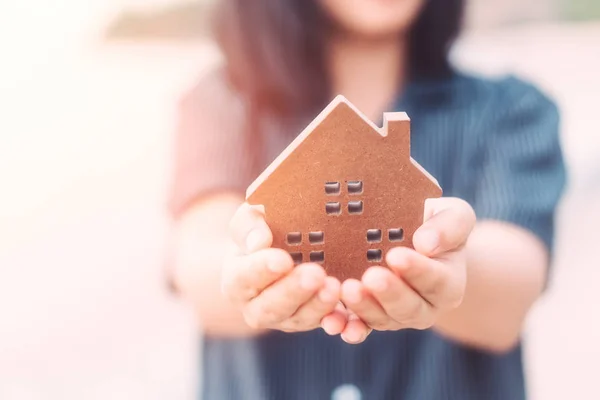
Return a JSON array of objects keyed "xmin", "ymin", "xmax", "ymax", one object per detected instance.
[
  {"xmin": 169, "ymin": 193, "xmax": 260, "ymax": 337},
  {"xmin": 166, "ymin": 70, "xmax": 266, "ymax": 337},
  {"xmin": 170, "ymin": 198, "xmax": 346, "ymax": 337},
  {"xmin": 167, "ymin": 71, "xmax": 346, "ymax": 338},
  {"xmin": 434, "ymin": 80, "xmax": 566, "ymax": 353},
  {"xmin": 338, "ymin": 80, "xmax": 566, "ymax": 353},
  {"xmin": 432, "ymin": 220, "xmax": 548, "ymax": 353},
  {"xmin": 337, "ymin": 198, "xmax": 549, "ymax": 353}
]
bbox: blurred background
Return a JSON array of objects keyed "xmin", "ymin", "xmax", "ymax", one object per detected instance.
[{"xmin": 1, "ymin": 1, "xmax": 598, "ymax": 399}]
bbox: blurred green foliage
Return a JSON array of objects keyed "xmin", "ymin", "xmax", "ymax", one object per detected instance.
[{"xmin": 560, "ymin": 0, "xmax": 600, "ymax": 20}]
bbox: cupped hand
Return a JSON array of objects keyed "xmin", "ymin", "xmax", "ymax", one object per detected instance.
[
  {"xmin": 222, "ymin": 203, "xmax": 347, "ymax": 334},
  {"xmin": 339, "ymin": 197, "xmax": 476, "ymax": 344}
]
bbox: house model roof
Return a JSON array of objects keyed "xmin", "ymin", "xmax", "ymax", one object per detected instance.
[{"xmin": 246, "ymin": 95, "xmax": 440, "ymax": 201}]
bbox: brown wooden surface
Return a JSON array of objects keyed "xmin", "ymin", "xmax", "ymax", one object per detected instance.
[{"xmin": 247, "ymin": 97, "xmax": 442, "ymax": 281}]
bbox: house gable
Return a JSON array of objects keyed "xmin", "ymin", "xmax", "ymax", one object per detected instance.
[{"xmin": 246, "ymin": 95, "xmax": 441, "ymax": 204}]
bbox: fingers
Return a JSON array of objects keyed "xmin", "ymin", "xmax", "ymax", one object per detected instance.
[
  {"xmin": 386, "ymin": 247, "xmax": 464, "ymax": 310},
  {"xmin": 229, "ymin": 202, "xmax": 272, "ymax": 253},
  {"xmin": 321, "ymin": 302, "xmax": 348, "ymax": 336},
  {"xmin": 340, "ymin": 313, "xmax": 372, "ymax": 344},
  {"xmin": 222, "ymin": 248, "xmax": 294, "ymax": 303},
  {"xmin": 362, "ymin": 267, "xmax": 434, "ymax": 330},
  {"xmin": 283, "ymin": 277, "xmax": 341, "ymax": 332},
  {"xmin": 341, "ymin": 279, "xmax": 396, "ymax": 331},
  {"xmin": 243, "ymin": 263, "xmax": 326, "ymax": 329},
  {"xmin": 415, "ymin": 197, "xmax": 476, "ymax": 256}
]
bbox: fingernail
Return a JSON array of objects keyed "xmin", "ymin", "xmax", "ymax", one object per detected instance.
[
  {"xmin": 301, "ymin": 274, "xmax": 322, "ymax": 291},
  {"xmin": 361, "ymin": 328, "xmax": 373, "ymax": 342},
  {"xmin": 342, "ymin": 330, "xmax": 365, "ymax": 344},
  {"xmin": 418, "ymin": 230, "xmax": 439, "ymax": 254},
  {"xmin": 245, "ymin": 229, "xmax": 263, "ymax": 252}
]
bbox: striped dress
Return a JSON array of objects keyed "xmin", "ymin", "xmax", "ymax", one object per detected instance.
[{"xmin": 168, "ymin": 68, "xmax": 567, "ymax": 400}]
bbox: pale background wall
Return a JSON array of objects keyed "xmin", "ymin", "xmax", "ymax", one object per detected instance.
[{"xmin": 1, "ymin": 1, "xmax": 598, "ymax": 399}]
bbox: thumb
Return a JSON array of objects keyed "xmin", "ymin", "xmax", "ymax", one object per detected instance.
[
  {"xmin": 413, "ymin": 197, "xmax": 476, "ymax": 256},
  {"xmin": 229, "ymin": 202, "xmax": 273, "ymax": 254}
]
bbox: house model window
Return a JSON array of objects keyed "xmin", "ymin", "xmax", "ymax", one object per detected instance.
[
  {"xmin": 348, "ymin": 201, "xmax": 363, "ymax": 214},
  {"xmin": 388, "ymin": 228, "xmax": 404, "ymax": 242},
  {"xmin": 244, "ymin": 95, "xmax": 442, "ymax": 281},
  {"xmin": 309, "ymin": 231, "xmax": 324, "ymax": 244},
  {"xmin": 367, "ymin": 229, "xmax": 382, "ymax": 243},
  {"xmin": 325, "ymin": 182, "xmax": 341, "ymax": 195},
  {"xmin": 347, "ymin": 181, "xmax": 363, "ymax": 194},
  {"xmin": 286, "ymin": 232, "xmax": 302, "ymax": 245},
  {"xmin": 367, "ymin": 249, "xmax": 382, "ymax": 262},
  {"xmin": 310, "ymin": 251, "xmax": 325, "ymax": 263},
  {"xmin": 326, "ymin": 202, "xmax": 341, "ymax": 215},
  {"xmin": 290, "ymin": 252, "xmax": 303, "ymax": 265}
]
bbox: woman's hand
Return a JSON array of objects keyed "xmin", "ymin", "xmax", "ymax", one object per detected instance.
[
  {"xmin": 221, "ymin": 203, "xmax": 346, "ymax": 334},
  {"xmin": 339, "ymin": 197, "xmax": 477, "ymax": 344}
]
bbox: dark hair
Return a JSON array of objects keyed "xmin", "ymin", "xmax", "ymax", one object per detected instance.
[{"xmin": 213, "ymin": 0, "xmax": 464, "ymax": 117}]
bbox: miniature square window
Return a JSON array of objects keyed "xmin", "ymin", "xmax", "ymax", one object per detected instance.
[
  {"xmin": 367, "ymin": 229, "xmax": 382, "ymax": 243},
  {"xmin": 348, "ymin": 201, "xmax": 363, "ymax": 215},
  {"xmin": 310, "ymin": 251, "xmax": 325, "ymax": 263},
  {"xmin": 289, "ymin": 252, "xmax": 303, "ymax": 265},
  {"xmin": 326, "ymin": 202, "xmax": 341, "ymax": 215},
  {"xmin": 309, "ymin": 231, "xmax": 324, "ymax": 244},
  {"xmin": 367, "ymin": 249, "xmax": 382, "ymax": 262},
  {"xmin": 388, "ymin": 228, "xmax": 404, "ymax": 242},
  {"xmin": 325, "ymin": 182, "xmax": 341, "ymax": 195},
  {"xmin": 286, "ymin": 232, "xmax": 302, "ymax": 245},
  {"xmin": 348, "ymin": 181, "xmax": 363, "ymax": 194}
]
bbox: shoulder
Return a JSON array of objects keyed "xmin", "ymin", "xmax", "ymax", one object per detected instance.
[
  {"xmin": 408, "ymin": 70, "xmax": 559, "ymax": 126},
  {"xmin": 177, "ymin": 66, "xmax": 248, "ymax": 135},
  {"xmin": 447, "ymin": 71, "xmax": 559, "ymax": 123}
]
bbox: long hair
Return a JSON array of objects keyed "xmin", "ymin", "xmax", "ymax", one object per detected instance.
[{"xmin": 212, "ymin": 0, "xmax": 465, "ymax": 118}]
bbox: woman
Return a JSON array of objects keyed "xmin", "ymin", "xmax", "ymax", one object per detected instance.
[{"xmin": 167, "ymin": 0, "xmax": 566, "ymax": 399}]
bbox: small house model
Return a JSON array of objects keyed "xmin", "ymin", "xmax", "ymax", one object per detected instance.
[{"xmin": 246, "ymin": 95, "xmax": 442, "ymax": 281}]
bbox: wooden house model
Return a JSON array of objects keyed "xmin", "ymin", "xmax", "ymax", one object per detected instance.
[{"xmin": 246, "ymin": 95, "xmax": 442, "ymax": 281}]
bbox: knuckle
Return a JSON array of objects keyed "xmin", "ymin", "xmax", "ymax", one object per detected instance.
[
  {"xmin": 259, "ymin": 306, "xmax": 287, "ymax": 325},
  {"xmin": 243, "ymin": 304, "xmax": 285, "ymax": 330},
  {"xmin": 406, "ymin": 300, "xmax": 423, "ymax": 319},
  {"xmin": 393, "ymin": 300, "xmax": 423, "ymax": 322},
  {"xmin": 425, "ymin": 273, "xmax": 448, "ymax": 300},
  {"xmin": 369, "ymin": 319, "xmax": 390, "ymax": 331},
  {"xmin": 282, "ymin": 316, "xmax": 308, "ymax": 331},
  {"xmin": 244, "ymin": 286, "xmax": 260, "ymax": 300},
  {"xmin": 285, "ymin": 316, "xmax": 301, "ymax": 328}
]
